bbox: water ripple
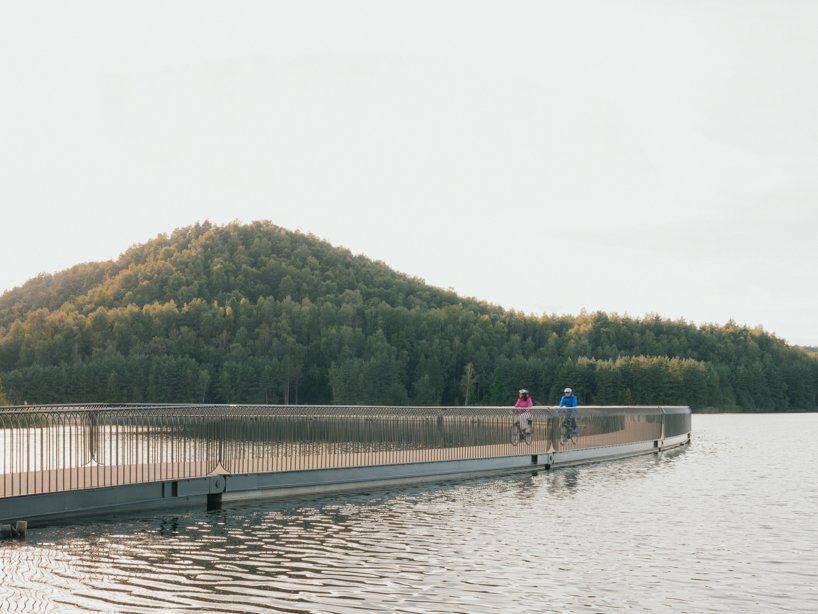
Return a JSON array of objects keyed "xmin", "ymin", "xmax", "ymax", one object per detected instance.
[{"xmin": 2, "ymin": 414, "xmax": 818, "ymax": 612}]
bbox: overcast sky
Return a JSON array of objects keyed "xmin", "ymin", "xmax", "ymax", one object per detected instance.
[{"xmin": 1, "ymin": 1, "xmax": 817, "ymax": 346}]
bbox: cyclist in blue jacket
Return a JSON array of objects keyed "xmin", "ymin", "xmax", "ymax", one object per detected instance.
[
  {"xmin": 560, "ymin": 387, "xmax": 577, "ymax": 408},
  {"xmin": 560, "ymin": 387, "xmax": 578, "ymax": 435}
]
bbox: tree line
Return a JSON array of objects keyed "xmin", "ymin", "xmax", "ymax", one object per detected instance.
[{"xmin": 0, "ymin": 221, "xmax": 816, "ymax": 410}]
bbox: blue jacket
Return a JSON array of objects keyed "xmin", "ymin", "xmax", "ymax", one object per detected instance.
[{"xmin": 560, "ymin": 394, "xmax": 577, "ymax": 408}]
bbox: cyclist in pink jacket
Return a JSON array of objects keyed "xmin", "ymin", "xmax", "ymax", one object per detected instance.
[
  {"xmin": 514, "ymin": 389, "xmax": 534, "ymax": 434},
  {"xmin": 515, "ymin": 389, "xmax": 533, "ymax": 408}
]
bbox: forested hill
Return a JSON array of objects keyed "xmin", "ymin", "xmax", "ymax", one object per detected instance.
[{"xmin": 0, "ymin": 221, "xmax": 816, "ymax": 410}]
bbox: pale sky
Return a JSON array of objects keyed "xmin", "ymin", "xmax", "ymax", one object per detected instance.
[{"xmin": 1, "ymin": 1, "xmax": 817, "ymax": 346}]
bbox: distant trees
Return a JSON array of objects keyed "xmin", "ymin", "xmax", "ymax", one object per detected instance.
[{"xmin": 0, "ymin": 221, "xmax": 816, "ymax": 410}]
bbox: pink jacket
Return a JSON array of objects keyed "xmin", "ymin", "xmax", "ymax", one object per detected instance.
[{"xmin": 514, "ymin": 397, "xmax": 533, "ymax": 409}]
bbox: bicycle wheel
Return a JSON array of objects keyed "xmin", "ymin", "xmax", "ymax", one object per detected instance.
[
  {"xmin": 510, "ymin": 424, "xmax": 520, "ymax": 446},
  {"xmin": 523, "ymin": 428, "xmax": 532, "ymax": 446}
]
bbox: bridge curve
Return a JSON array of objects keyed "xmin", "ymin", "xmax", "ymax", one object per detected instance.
[{"xmin": 0, "ymin": 404, "xmax": 691, "ymax": 527}]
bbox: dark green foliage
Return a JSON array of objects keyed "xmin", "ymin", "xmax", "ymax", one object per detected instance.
[{"xmin": 0, "ymin": 221, "xmax": 816, "ymax": 410}]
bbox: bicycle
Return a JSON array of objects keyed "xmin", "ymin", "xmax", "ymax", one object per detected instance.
[
  {"xmin": 510, "ymin": 410, "xmax": 533, "ymax": 446},
  {"xmin": 560, "ymin": 409, "xmax": 578, "ymax": 445}
]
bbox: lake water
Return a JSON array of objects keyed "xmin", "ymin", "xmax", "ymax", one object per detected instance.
[{"xmin": 1, "ymin": 413, "xmax": 816, "ymax": 613}]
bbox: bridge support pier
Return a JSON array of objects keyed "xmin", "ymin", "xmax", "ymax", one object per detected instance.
[{"xmin": 0, "ymin": 520, "xmax": 27, "ymax": 540}]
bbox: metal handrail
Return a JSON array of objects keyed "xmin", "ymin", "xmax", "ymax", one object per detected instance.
[{"xmin": 0, "ymin": 404, "xmax": 690, "ymax": 498}]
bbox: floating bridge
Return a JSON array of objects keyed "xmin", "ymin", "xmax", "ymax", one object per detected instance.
[{"xmin": 0, "ymin": 404, "xmax": 691, "ymax": 527}]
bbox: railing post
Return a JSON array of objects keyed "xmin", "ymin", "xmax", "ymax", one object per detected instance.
[
  {"xmin": 218, "ymin": 413, "xmax": 223, "ymax": 469},
  {"xmin": 85, "ymin": 410, "xmax": 100, "ymax": 466},
  {"xmin": 214, "ymin": 405, "xmax": 226, "ymax": 474}
]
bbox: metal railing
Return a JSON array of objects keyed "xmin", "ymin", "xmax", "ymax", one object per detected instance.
[{"xmin": 0, "ymin": 404, "xmax": 690, "ymax": 498}]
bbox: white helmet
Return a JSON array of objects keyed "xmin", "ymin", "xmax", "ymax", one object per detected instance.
[
  {"xmin": 519, "ymin": 389, "xmax": 529, "ymax": 395},
  {"xmin": 564, "ymin": 387, "xmax": 572, "ymax": 394}
]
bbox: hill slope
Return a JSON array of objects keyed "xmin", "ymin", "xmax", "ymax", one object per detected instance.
[{"xmin": 1, "ymin": 221, "xmax": 816, "ymax": 410}]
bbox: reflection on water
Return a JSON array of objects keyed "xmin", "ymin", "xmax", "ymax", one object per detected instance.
[{"xmin": 1, "ymin": 414, "xmax": 817, "ymax": 613}]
